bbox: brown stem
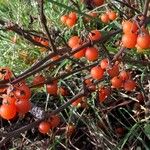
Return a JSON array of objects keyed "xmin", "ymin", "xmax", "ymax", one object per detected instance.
[
  {"xmin": 30, "ymin": 62, "xmax": 98, "ymax": 88},
  {"xmin": 38, "ymin": 0, "xmax": 57, "ymax": 53},
  {"xmin": 0, "ymin": 29, "xmax": 122, "ymax": 87}
]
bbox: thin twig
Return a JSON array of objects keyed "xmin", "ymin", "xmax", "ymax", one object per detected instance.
[{"xmin": 38, "ymin": 0, "xmax": 57, "ymax": 53}]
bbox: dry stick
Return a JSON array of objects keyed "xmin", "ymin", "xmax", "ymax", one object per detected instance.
[
  {"xmin": 0, "ymin": 29, "xmax": 122, "ymax": 87},
  {"xmin": 38, "ymin": 0, "xmax": 57, "ymax": 53},
  {"xmin": 112, "ymin": 47, "xmax": 126, "ymax": 62},
  {"xmin": 114, "ymin": 0, "xmax": 141, "ymax": 14},
  {"xmin": 0, "ymin": 19, "xmax": 48, "ymax": 49},
  {"xmin": 29, "ymin": 62, "xmax": 98, "ymax": 88},
  {"xmin": 0, "ymin": 91, "xmax": 85, "ymax": 147},
  {"xmin": 101, "ymin": 44, "xmax": 112, "ymax": 61},
  {"xmin": 143, "ymin": 0, "xmax": 150, "ymax": 16},
  {"xmin": 141, "ymin": 0, "xmax": 150, "ymax": 27}
]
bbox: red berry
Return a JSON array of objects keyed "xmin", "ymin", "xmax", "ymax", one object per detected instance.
[
  {"xmin": 85, "ymin": 47, "xmax": 99, "ymax": 61},
  {"xmin": 38, "ymin": 121, "xmax": 51, "ymax": 134},
  {"xmin": 0, "ymin": 104, "xmax": 17, "ymax": 120},
  {"xmin": 91, "ymin": 66, "xmax": 104, "ymax": 80},
  {"xmin": 124, "ymin": 79, "xmax": 136, "ymax": 91},
  {"xmin": 111, "ymin": 76, "xmax": 123, "ymax": 88}
]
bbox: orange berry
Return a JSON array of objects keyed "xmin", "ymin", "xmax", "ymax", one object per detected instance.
[
  {"xmin": 107, "ymin": 64, "xmax": 119, "ymax": 78},
  {"xmin": 91, "ymin": 66, "xmax": 104, "ymax": 80},
  {"xmin": 124, "ymin": 79, "xmax": 136, "ymax": 91},
  {"xmin": 119, "ymin": 70, "xmax": 130, "ymax": 81},
  {"xmin": 38, "ymin": 121, "xmax": 51, "ymax": 134},
  {"xmin": 99, "ymin": 87, "xmax": 110, "ymax": 102},
  {"xmin": 46, "ymin": 81, "xmax": 58, "ymax": 95},
  {"xmin": 69, "ymin": 12, "xmax": 78, "ymax": 21},
  {"xmin": 72, "ymin": 97, "xmax": 82, "ymax": 106},
  {"xmin": 100, "ymin": 13, "xmax": 109, "ymax": 23},
  {"xmin": 137, "ymin": 33, "xmax": 150, "ymax": 49},
  {"xmin": 68, "ymin": 36, "xmax": 81, "ymax": 48},
  {"xmin": 72, "ymin": 44, "xmax": 86, "ymax": 59},
  {"xmin": 89, "ymin": 30, "xmax": 102, "ymax": 41},
  {"xmin": 85, "ymin": 47, "xmax": 99, "ymax": 61},
  {"xmin": 111, "ymin": 76, "xmax": 123, "ymax": 88},
  {"xmin": 100, "ymin": 58, "xmax": 109, "ymax": 70},
  {"xmin": 66, "ymin": 18, "xmax": 76, "ymax": 27},
  {"xmin": 0, "ymin": 104, "xmax": 17, "ymax": 120},
  {"xmin": 15, "ymin": 99, "xmax": 31, "ymax": 114},
  {"xmin": 122, "ymin": 33, "xmax": 137, "ymax": 48},
  {"xmin": 107, "ymin": 10, "xmax": 117, "ymax": 20},
  {"xmin": 60, "ymin": 15, "xmax": 68, "ymax": 24},
  {"xmin": 122, "ymin": 20, "xmax": 138, "ymax": 34}
]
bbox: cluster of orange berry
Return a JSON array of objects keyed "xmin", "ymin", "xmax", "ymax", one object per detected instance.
[
  {"xmin": 91, "ymin": 60, "xmax": 136, "ymax": 90},
  {"xmin": 60, "ymin": 12, "xmax": 78, "ymax": 28},
  {"xmin": 121, "ymin": 20, "xmax": 150, "ymax": 51},
  {"xmin": 0, "ymin": 67, "xmax": 31, "ymax": 120},
  {"xmin": 100, "ymin": 10, "xmax": 117, "ymax": 23},
  {"xmin": 68, "ymin": 29, "xmax": 101, "ymax": 59},
  {"xmin": 38, "ymin": 115, "xmax": 60, "ymax": 134}
]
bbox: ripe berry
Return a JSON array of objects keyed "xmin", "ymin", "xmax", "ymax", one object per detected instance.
[
  {"xmin": 13, "ymin": 84, "xmax": 31, "ymax": 101},
  {"xmin": 89, "ymin": 30, "xmax": 102, "ymax": 41},
  {"xmin": 68, "ymin": 36, "xmax": 81, "ymax": 48},
  {"xmin": 0, "ymin": 104, "xmax": 17, "ymax": 120},
  {"xmin": 0, "ymin": 67, "xmax": 12, "ymax": 80},
  {"xmin": 122, "ymin": 33, "xmax": 137, "ymax": 48},
  {"xmin": 111, "ymin": 76, "xmax": 123, "ymax": 88},
  {"xmin": 122, "ymin": 20, "xmax": 138, "ymax": 34},
  {"xmin": 38, "ymin": 121, "xmax": 51, "ymax": 134},
  {"xmin": 137, "ymin": 33, "xmax": 150, "ymax": 49},
  {"xmin": 93, "ymin": 0, "xmax": 104, "ymax": 6},
  {"xmin": 100, "ymin": 58, "xmax": 109, "ymax": 70},
  {"xmin": 107, "ymin": 10, "xmax": 117, "ymax": 20},
  {"xmin": 60, "ymin": 15, "xmax": 68, "ymax": 24},
  {"xmin": 99, "ymin": 87, "xmax": 110, "ymax": 102},
  {"xmin": 2, "ymin": 94, "xmax": 16, "ymax": 105},
  {"xmin": 85, "ymin": 47, "xmax": 99, "ymax": 61},
  {"xmin": 68, "ymin": 12, "xmax": 78, "ymax": 21},
  {"xmin": 72, "ymin": 97, "xmax": 82, "ymax": 106},
  {"xmin": 124, "ymin": 79, "xmax": 136, "ymax": 91},
  {"xmin": 66, "ymin": 18, "xmax": 76, "ymax": 28},
  {"xmin": 46, "ymin": 81, "xmax": 58, "ymax": 95},
  {"xmin": 107, "ymin": 64, "xmax": 119, "ymax": 78},
  {"xmin": 91, "ymin": 66, "xmax": 104, "ymax": 80},
  {"xmin": 100, "ymin": 13, "xmax": 109, "ymax": 23},
  {"xmin": 50, "ymin": 115, "xmax": 60, "ymax": 128},
  {"xmin": 15, "ymin": 99, "xmax": 31, "ymax": 114},
  {"xmin": 72, "ymin": 44, "xmax": 86, "ymax": 59},
  {"xmin": 33, "ymin": 74, "xmax": 45, "ymax": 87},
  {"xmin": 119, "ymin": 70, "xmax": 130, "ymax": 81}
]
